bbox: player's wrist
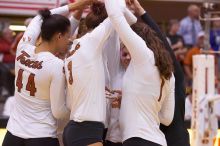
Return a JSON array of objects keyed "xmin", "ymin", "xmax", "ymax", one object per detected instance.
[{"xmin": 136, "ymin": 6, "xmax": 145, "ymax": 16}]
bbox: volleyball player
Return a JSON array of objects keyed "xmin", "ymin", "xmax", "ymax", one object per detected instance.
[
  {"xmin": 57, "ymin": 9, "xmax": 86, "ymax": 146},
  {"xmin": 2, "ymin": 1, "xmax": 94, "ymax": 146},
  {"xmin": 63, "ymin": 2, "xmax": 137, "ymax": 146},
  {"xmin": 126, "ymin": 0, "xmax": 190, "ymax": 145},
  {"xmin": 104, "ymin": 38, "xmax": 135, "ymax": 146},
  {"xmin": 105, "ymin": 0, "xmax": 175, "ymax": 146}
]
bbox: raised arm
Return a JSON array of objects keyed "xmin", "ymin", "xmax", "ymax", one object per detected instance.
[
  {"xmin": 135, "ymin": 4, "xmax": 186, "ymax": 80},
  {"xmin": 18, "ymin": 1, "xmax": 94, "ymax": 50},
  {"xmin": 17, "ymin": 6, "xmax": 69, "ymax": 50},
  {"xmin": 124, "ymin": 8, "xmax": 137, "ymax": 25},
  {"xmin": 159, "ymin": 74, "xmax": 175, "ymax": 126},
  {"xmin": 141, "ymin": 13, "xmax": 178, "ymax": 61},
  {"xmin": 105, "ymin": 0, "xmax": 151, "ymax": 64},
  {"xmin": 69, "ymin": 9, "xmax": 84, "ymax": 36},
  {"xmin": 86, "ymin": 18, "xmax": 113, "ymax": 54},
  {"xmin": 127, "ymin": 2, "xmax": 187, "ymax": 120},
  {"xmin": 85, "ymin": 0, "xmax": 137, "ymax": 55},
  {"xmin": 127, "ymin": 0, "xmax": 177, "ymax": 63},
  {"xmin": 102, "ymin": 7, "xmax": 137, "ymax": 82},
  {"xmin": 50, "ymin": 61, "xmax": 69, "ymax": 119}
]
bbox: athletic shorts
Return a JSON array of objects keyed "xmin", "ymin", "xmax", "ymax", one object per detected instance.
[
  {"xmin": 2, "ymin": 131, "xmax": 59, "ymax": 146},
  {"xmin": 123, "ymin": 137, "xmax": 162, "ymax": 146},
  {"xmin": 103, "ymin": 128, "xmax": 108, "ymax": 141},
  {"xmin": 104, "ymin": 140, "xmax": 122, "ymax": 146},
  {"xmin": 63, "ymin": 120, "xmax": 104, "ymax": 146}
]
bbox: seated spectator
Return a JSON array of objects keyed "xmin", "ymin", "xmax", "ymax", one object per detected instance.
[
  {"xmin": 167, "ymin": 19, "xmax": 186, "ymax": 65},
  {"xmin": 0, "ymin": 26, "xmax": 15, "ymax": 98},
  {"xmin": 184, "ymin": 31, "xmax": 205, "ymax": 86}
]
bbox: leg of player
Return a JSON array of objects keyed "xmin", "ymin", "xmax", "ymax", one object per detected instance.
[{"xmin": 89, "ymin": 142, "xmax": 103, "ymax": 146}]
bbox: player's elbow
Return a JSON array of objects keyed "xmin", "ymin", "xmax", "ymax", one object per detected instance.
[
  {"xmin": 52, "ymin": 110, "xmax": 63, "ymax": 119},
  {"xmin": 52, "ymin": 108, "xmax": 69, "ymax": 119},
  {"xmin": 161, "ymin": 118, "xmax": 173, "ymax": 126},
  {"xmin": 159, "ymin": 113, "xmax": 174, "ymax": 126}
]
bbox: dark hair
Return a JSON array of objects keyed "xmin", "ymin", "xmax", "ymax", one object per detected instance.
[
  {"xmin": 168, "ymin": 19, "xmax": 179, "ymax": 31},
  {"xmin": 131, "ymin": 22, "xmax": 173, "ymax": 80},
  {"xmin": 85, "ymin": 2, "xmax": 107, "ymax": 30},
  {"xmin": 39, "ymin": 9, "xmax": 70, "ymax": 41}
]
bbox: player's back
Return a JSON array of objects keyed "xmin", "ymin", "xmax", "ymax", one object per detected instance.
[
  {"xmin": 5, "ymin": 5, "xmax": 71, "ymax": 142},
  {"xmin": 65, "ymin": 37, "xmax": 106, "ymax": 124},
  {"xmin": 7, "ymin": 44, "xmax": 63, "ymax": 138},
  {"xmin": 64, "ymin": 18, "xmax": 114, "ymax": 124}
]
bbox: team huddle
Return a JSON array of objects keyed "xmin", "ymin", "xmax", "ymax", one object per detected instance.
[{"xmin": 2, "ymin": 0, "xmax": 186, "ymax": 146}]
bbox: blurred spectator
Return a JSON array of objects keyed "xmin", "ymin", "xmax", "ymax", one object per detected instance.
[
  {"xmin": 0, "ymin": 18, "xmax": 32, "ymax": 99},
  {"xmin": 167, "ymin": 19, "xmax": 186, "ymax": 64},
  {"xmin": 178, "ymin": 4, "xmax": 202, "ymax": 48},
  {"xmin": 0, "ymin": 27, "xmax": 14, "ymax": 63},
  {"xmin": 210, "ymin": 15, "xmax": 220, "ymax": 79},
  {"xmin": 183, "ymin": 31, "xmax": 205, "ymax": 86},
  {"xmin": 210, "ymin": 14, "xmax": 220, "ymax": 52},
  {"xmin": 0, "ymin": 26, "xmax": 15, "ymax": 98},
  {"xmin": 10, "ymin": 18, "xmax": 32, "ymax": 56}
]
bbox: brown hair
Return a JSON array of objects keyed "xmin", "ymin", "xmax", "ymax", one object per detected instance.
[
  {"xmin": 85, "ymin": 1, "xmax": 107, "ymax": 30},
  {"xmin": 77, "ymin": 19, "xmax": 88, "ymax": 38},
  {"xmin": 131, "ymin": 22, "xmax": 173, "ymax": 80}
]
